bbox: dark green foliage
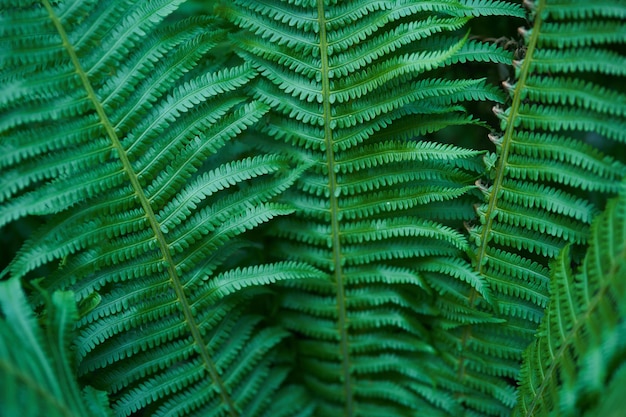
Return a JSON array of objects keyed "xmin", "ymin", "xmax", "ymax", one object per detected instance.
[
  {"xmin": 1, "ymin": 1, "xmax": 316, "ymax": 416},
  {"xmin": 0, "ymin": 278, "xmax": 112, "ymax": 417},
  {"xmin": 460, "ymin": 2, "xmax": 626, "ymax": 415},
  {"xmin": 1, "ymin": 1, "xmax": 625, "ymax": 416},
  {"xmin": 514, "ymin": 187, "xmax": 626, "ymax": 417},
  {"xmin": 218, "ymin": 1, "xmax": 522, "ymax": 415}
]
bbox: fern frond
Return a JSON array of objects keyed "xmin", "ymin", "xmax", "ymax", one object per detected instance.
[
  {"xmin": 1, "ymin": 1, "xmax": 313, "ymax": 416},
  {"xmin": 462, "ymin": 0, "xmax": 626, "ymax": 414},
  {"xmin": 4, "ymin": 1, "xmax": 622, "ymax": 416},
  {"xmin": 0, "ymin": 279, "xmax": 112, "ymax": 417},
  {"xmin": 220, "ymin": 0, "xmax": 521, "ymax": 415},
  {"xmin": 513, "ymin": 188, "xmax": 626, "ymax": 417},
  {"xmin": 472, "ymin": 0, "xmax": 626, "ymax": 313}
]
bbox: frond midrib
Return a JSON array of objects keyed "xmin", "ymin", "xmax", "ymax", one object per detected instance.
[
  {"xmin": 317, "ymin": 1, "xmax": 353, "ymax": 415},
  {"xmin": 474, "ymin": 4, "xmax": 543, "ymax": 285},
  {"xmin": 458, "ymin": 0, "xmax": 545, "ymax": 381},
  {"xmin": 41, "ymin": 2, "xmax": 237, "ymax": 415}
]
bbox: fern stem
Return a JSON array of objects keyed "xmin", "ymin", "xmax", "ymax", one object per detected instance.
[
  {"xmin": 475, "ymin": 3, "xmax": 543, "ymax": 277},
  {"xmin": 41, "ymin": 2, "xmax": 238, "ymax": 415},
  {"xmin": 459, "ymin": 0, "xmax": 544, "ymax": 382},
  {"xmin": 316, "ymin": 1, "xmax": 353, "ymax": 415}
]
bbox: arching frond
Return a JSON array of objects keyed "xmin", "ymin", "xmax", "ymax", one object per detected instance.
[
  {"xmin": 0, "ymin": 1, "xmax": 315, "ymax": 416},
  {"xmin": 2, "ymin": 1, "xmax": 625, "ymax": 417},
  {"xmin": 219, "ymin": 0, "xmax": 522, "ymax": 415},
  {"xmin": 514, "ymin": 188, "xmax": 626, "ymax": 417},
  {"xmin": 0, "ymin": 278, "xmax": 112, "ymax": 417},
  {"xmin": 462, "ymin": 0, "xmax": 626, "ymax": 414}
]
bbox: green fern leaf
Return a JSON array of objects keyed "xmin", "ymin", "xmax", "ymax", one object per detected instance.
[
  {"xmin": 462, "ymin": 0, "xmax": 626, "ymax": 414},
  {"xmin": 513, "ymin": 188, "xmax": 626, "ymax": 417},
  {"xmin": 3, "ymin": 1, "xmax": 624, "ymax": 416},
  {"xmin": 0, "ymin": 1, "xmax": 314, "ymax": 416},
  {"xmin": 0, "ymin": 278, "xmax": 112, "ymax": 417},
  {"xmin": 220, "ymin": 0, "xmax": 522, "ymax": 415}
]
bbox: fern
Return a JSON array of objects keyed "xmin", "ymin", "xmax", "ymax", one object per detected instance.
[
  {"xmin": 1, "ymin": 1, "xmax": 626, "ymax": 417},
  {"xmin": 218, "ymin": 1, "xmax": 528, "ymax": 415},
  {"xmin": 459, "ymin": 0, "xmax": 626, "ymax": 414},
  {"xmin": 514, "ymin": 187, "xmax": 626, "ymax": 417},
  {"xmin": 0, "ymin": 278, "xmax": 111, "ymax": 417},
  {"xmin": 1, "ymin": 1, "xmax": 317, "ymax": 416}
]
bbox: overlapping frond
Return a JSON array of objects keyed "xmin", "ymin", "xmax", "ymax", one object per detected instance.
[
  {"xmin": 0, "ymin": 1, "xmax": 315, "ymax": 416},
  {"xmin": 0, "ymin": 278, "xmax": 111, "ymax": 417},
  {"xmin": 514, "ymin": 187, "xmax": 626, "ymax": 417},
  {"xmin": 461, "ymin": 0, "xmax": 626, "ymax": 414},
  {"xmin": 3, "ymin": 1, "xmax": 624, "ymax": 417},
  {"xmin": 220, "ymin": 0, "xmax": 521, "ymax": 415}
]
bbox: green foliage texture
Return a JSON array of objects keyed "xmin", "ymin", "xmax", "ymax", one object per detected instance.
[{"xmin": 1, "ymin": 0, "xmax": 625, "ymax": 416}]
